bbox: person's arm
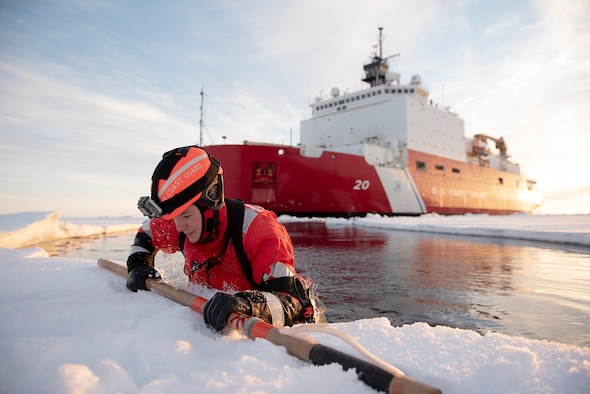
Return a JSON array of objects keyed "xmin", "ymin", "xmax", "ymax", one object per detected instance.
[
  {"xmin": 203, "ymin": 272, "xmax": 315, "ymax": 331},
  {"xmin": 126, "ymin": 220, "xmax": 161, "ymax": 292},
  {"xmin": 126, "ymin": 218, "xmax": 181, "ymax": 292},
  {"xmin": 243, "ymin": 274, "xmax": 316, "ymax": 325},
  {"xmin": 203, "ymin": 212, "xmax": 318, "ymax": 331}
]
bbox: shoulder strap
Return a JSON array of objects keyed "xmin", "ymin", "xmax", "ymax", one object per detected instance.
[
  {"xmin": 178, "ymin": 231, "xmax": 187, "ymax": 252},
  {"xmin": 177, "ymin": 199, "xmax": 256, "ymax": 287},
  {"xmin": 225, "ymin": 199, "xmax": 257, "ymax": 288}
]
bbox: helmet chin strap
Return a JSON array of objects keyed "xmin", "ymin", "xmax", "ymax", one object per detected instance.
[{"xmin": 197, "ymin": 204, "xmax": 221, "ymax": 243}]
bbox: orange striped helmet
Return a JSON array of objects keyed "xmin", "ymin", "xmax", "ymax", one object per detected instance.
[{"xmin": 148, "ymin": 146, "xmax": 224, "ymax": 219}]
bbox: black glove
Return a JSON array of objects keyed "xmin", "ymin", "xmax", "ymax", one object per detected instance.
[
  {"xmin": 202, "ymin": 292, "xmax": 251, "ymax": 331},
  {"xmin": 126, "ymin": 264, "xmax": 161, "ymax": 292}
]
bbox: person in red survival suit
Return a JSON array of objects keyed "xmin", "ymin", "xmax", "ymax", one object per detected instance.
[{"xmin": 126, "ymin": 145, "xmax": 324, "ymax": 331}]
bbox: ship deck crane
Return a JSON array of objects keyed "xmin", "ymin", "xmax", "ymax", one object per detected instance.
[{"xmin": 473, "ymin": 133, "xmax": 508, "ymax": 156}]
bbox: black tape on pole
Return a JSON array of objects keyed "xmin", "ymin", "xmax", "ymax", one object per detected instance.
[{"xmin": 308, "ymin": 344, "xmax": 393, "ymax": 393}]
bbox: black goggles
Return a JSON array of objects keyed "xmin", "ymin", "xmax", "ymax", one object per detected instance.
[{"xmin": 196, "ymin": 174, "xmax": 224, "ymax": 210}]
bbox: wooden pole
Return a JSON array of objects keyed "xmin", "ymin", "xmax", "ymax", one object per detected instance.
[{"xmin": 98, "ymin": 258, "xmax": 441, "ymax": 394}]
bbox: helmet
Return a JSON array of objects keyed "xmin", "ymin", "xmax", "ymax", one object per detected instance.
[{"xmin": 141, "ymin": 146, "xmax": 224, "ymax": 220}]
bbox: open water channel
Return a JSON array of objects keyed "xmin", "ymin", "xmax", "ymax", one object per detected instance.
[{"xmin": 39, "ymin": 222, "xmax": 590, "ymax": 348}]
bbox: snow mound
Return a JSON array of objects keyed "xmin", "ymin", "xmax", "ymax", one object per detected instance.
[
  {"xmin": 0, "ymin": 211, "xmax": 142, "ymax": 249},
  {"xmin": 0, "ymin": 249, "xmax": 588, "ymax": 393}
]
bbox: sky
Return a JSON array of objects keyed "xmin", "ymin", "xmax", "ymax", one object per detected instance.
[
  {"xmin": 1, "ymin": 0, "xmax": 589, "ymax": 217},
  {"xmin": 0, "ymin": 212, "xmax": 589, "ymax": 393}
]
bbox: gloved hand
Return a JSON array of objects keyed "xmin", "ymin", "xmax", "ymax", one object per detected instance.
[
  {"xmin": 126, "ymin": 264, "xmax": 161, "ymax": 292},
  {"xmin": 202, "ymin": 292, "xmax": 251, "ymax": 331}
]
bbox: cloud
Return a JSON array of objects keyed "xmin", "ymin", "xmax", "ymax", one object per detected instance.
[
  {"xmin": 483, "ymin": 15, "xmax": 521, "ymax": 36},
  {"xmin": 0, "ymin": 55, "xmax": 197, "ymax": 152},
  {"xmin": 0, "ymin": 56, "xmax": 200, "ymax": 216}
]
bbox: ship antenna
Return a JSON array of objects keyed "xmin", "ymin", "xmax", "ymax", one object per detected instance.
[
  {"xmin": 378, "ymin": 26, "xmax": 383, "ymax": 60},
  {"xmin": 199, "ymin": 87, "xmax": 204, "ymax": 146}
]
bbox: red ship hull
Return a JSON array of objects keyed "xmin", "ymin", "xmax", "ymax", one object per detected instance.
[
  {"xmin": 205, "ymin": 144, "xmax": 540, "ymax": 216},
  {"xmin": 407, "ymin": 150, "xmax": 539, "ymax": 215}
]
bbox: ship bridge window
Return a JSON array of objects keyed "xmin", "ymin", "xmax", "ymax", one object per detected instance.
[
  {"xmin": 435, "ymin": 164, "xmax": 445, "ymax": 171},
  {"xmin": 404, "ymin": 89, "xmax": 409, "ymax": 93},
  {"xmin": 385, "ymin": 88, "xmax": 390, "ymax": 93},
  {"xmin": 416, "ymin": 161, "xmax": 427, "ymax": 172},
  {"xmin": 410, "ymin": 89, "xmax": 415, "ymax": 94}
]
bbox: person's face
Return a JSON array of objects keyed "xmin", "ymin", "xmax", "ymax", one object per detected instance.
[{"xmin": 174, "ymin": 204, "xmax": 202, "ymax": 243}]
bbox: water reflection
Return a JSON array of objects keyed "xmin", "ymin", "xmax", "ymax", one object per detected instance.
[
  {"xmin": 288, "ymin": 223, "xmax": 389, "ymax": 307},
  {"xmin": 285, "ymin": 222, "xmax": 590, "ymax": 347},
  {"xmin": 410, "ymin": 238, "xmax": 517, "ymax": 293},
  {"xmin": 36, "ymin": 233, "xmax": 135, "ymax": 260}
]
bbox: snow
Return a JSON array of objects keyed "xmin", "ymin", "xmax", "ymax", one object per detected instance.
[
  {"xmin": 0, "ymin": 212, "xmax": 143, "ymax": 249},
  {"xmin": 344, "ymin": 212, "xmax": 590, "ymax": 248},
  {"xmin": 0, "ymin": 212, "xmax": 589, "ymax": 393}
]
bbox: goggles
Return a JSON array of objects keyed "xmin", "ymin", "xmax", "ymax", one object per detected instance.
[{"xmin": 196, "ymin": 173, "xmax": 224, "ymax": 210}]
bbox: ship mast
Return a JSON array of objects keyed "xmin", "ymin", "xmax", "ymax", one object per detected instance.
[
  {"xmin": 362, "ymin": 27, "xmax": 399, "ymax": 87},
  {"xmin": 378, "ymin": 26, "xmax": 383, "ymax": 59},
  {"xmin": 199, "ymin": 88, "xmax": 204, "ymax": 146}
]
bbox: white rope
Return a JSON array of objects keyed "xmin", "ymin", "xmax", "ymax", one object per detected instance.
[
  {"xmin": 261, "ymin": 292, "xmax": 285, "ymax": 328},
  {"xmin": 280, "ymin": 324, "xmax": 405, "ymax": 377}
]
